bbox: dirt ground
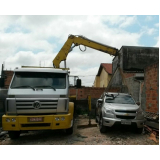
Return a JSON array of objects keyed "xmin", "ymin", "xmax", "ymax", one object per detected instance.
[{"xmin": 0, "ymin": 118, "xmax": 159, "ymax": 145}]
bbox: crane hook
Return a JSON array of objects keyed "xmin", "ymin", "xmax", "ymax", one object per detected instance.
[{"xmin": 79, "ymin": 45, "xmax": 86, "ymax": 52}]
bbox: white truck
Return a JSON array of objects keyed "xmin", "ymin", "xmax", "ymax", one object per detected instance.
[
  {"xmin": 1, "ymin": 34, "xmax": 118, "ymax": 139},
  {"xmin": 2, "ymin": 67, "xmax": 81, "ymax": 139}
]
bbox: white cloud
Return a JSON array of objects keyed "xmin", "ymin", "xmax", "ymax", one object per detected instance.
[
  {"xmin": 119, "ymin": 16, "xmax": 137, "ymax": 28},
  {"xmin": 100, "ymin": 15, "xmax": 136, "ymax": 27},
  {"xmin": 4, "ymin": 51, "xmax": 54, "ymax": 70},
  {"xmin": 154, "ymin": 23, "xmax": 159, "ymax": 27},
  {"xmin": 154, "ymin": 38, "xmax": 159, "ymax": 47},
  {"xmin": 0, "ymin": 15, "xmax": 155, "ymax": 86},
  {"xmin": 140, "ymin": 26, "xmax": 158, "ymax": 36},
  {"xmin": 145, "ymin": 16, "xmax": 153, "ymax": 21},
  {"xmin": 147, "ymin": 28, "xmax": 157, "ymax": 35}
]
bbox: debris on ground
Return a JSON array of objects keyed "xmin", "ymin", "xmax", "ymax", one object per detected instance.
[
  {"xmin": 144, "ymin": 125, "xmax": 159, "ymax": 143},
  {"xmin": 76, "ymin": 133, "xmax": 88, "ymax": 138},
  {"xmin": 0, "ymin": 118, "xmax": 159, "ymax": 145}
]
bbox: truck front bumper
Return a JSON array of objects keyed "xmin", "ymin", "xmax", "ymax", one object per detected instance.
[
  {"xmin": 102, "ymin": 117, "xmax": 145, "ymax": 128},
  {"xmin": 2, "ymin": 114, "xmax": 73, "ymax": 131}
]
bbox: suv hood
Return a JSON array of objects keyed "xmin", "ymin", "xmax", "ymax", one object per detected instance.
[{"xmin": 104, "ymin": 103, "xmax": 139, "ymax": 111}]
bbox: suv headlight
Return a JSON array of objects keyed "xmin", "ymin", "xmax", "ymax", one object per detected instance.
[{"xmin": 104, "ymin": 108, "xmax": 113, "ymax": 114}]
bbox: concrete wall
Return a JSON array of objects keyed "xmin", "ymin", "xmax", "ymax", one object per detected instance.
[
  {"xmin": 113, "ymin": 46, "xmax": 159, "ymax": 73},
  {"xmin": 121, "ymin": 46, "xmax": 159, "ymax": 72},
  {"xmin": 125, "ymin": 77, "xmax": 140, "ymax": 102}
]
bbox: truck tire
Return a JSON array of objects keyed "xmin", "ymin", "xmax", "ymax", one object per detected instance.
[
  {"xmin": 65, "ymin": 126, "xmax": 73, "ymax": 135},
  {"xmin": 135, "ymin": 127, "xmax": 143, "ymax": 134},
  {"xmin": 99, "ymin": 115, "xmax": 106, "ymax": 133},
  {"xmin": 8, "ymin": 131, "xmax": 20, "ymax": 139}
]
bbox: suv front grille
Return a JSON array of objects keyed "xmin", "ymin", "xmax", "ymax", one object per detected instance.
[
  {"xmin": 116, "ymin": 115, "xmax": 135, "ymax": 119},
  {"xmin": 115, "ymin": 110, "xmax": 136, "ymax": 113}
]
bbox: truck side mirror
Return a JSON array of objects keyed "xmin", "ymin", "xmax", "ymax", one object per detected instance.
[
  {"xmin": 76, "ymin": 79, "xmax": 81, "ymax": 88},
  {"xmin": 0, "ymin": 78, "xmax": 5, "ymax": 88}
]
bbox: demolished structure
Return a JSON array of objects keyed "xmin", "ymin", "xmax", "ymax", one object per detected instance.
[{"xmin": 106, "ymin": 46, "xmax": 159, "ymax": 131}]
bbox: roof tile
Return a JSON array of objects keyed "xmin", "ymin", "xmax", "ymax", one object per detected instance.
[{"xmin": 101, "ymin": 63, "xmax": 112, "ymax": 74}]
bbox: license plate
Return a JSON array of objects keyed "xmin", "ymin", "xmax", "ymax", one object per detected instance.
[
  {"xmin": 28, "ymin": 117, "xmax": 43, "ymax": 122},
  {"xmin": 121, "ymin": 120, "xmax": 131, "ymax": 125}
]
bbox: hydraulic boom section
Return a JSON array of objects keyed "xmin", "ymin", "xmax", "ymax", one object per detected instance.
[{"xmin": 53, "ymin": 34, "xmax": 119, "ymax": 68}]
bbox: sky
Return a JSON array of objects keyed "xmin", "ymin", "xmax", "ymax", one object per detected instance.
[{"xmin": 0, "ymin": 15, "xmax": 159, "ymax": 86}]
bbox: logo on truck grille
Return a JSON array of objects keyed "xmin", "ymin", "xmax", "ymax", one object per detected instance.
[{"xmin": 33, "ymin": 101, "xmax": 41, "ymax": 109}]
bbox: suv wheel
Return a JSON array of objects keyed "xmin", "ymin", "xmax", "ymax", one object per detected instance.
[
  {"xmin": 95, "ymin": 108, "xmax": 98, "ymax": 123},
  {"xmin": 99, "ymin": 115, "xmax": 106, "ymax": 133},
  {"xmin": 8, "ymin": 131, "xmax": 20, "ymax": 139}
]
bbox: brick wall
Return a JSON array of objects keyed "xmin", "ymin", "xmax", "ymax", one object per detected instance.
[
  {"xmin": 123, "ymin": 73, "xmax": 135, "ymax": 78},
  {"xmin": 144, "ymin": 62, "xmax": 159, "ymax": 113},
  {"xmin": 107, "ymin": 87, "xmax": 121, "ymax": 92},
  {"xmin": 69, "ymin": 87, "xmax": 105, "ymax": 100},
  {"xmin": 4, "ymin": 71, "xmax": 14, "ymax": 88}
]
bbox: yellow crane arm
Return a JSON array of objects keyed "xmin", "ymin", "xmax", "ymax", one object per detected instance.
[{"xmin": 53, "ymin": 34, "xmax": 118, "ymax": 68}]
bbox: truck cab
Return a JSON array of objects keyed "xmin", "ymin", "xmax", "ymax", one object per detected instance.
[{"xmin": 2, "ymin": 67, "xmax": 75, "ymax": 139}]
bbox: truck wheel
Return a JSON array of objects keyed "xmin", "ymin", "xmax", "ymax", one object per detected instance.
[
  {"xmin": 8, "ymin": 131, "xmax": 20, "ymax": 139},
  {"xmin": 65, "ymin": 126, "xmax": 73, "ymax": 135},
  {"xmin": 99, "ymin": 115, "xmax": 106, "ymax": 133}
]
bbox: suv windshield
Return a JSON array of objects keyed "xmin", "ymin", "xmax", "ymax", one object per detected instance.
[
  {"xmin": 11, "ymin": 72, "xmax": 66, "ymax": 89},
  {"xmin": 105, "ymin": 95, "xmax": 135, "ymax": 104}
]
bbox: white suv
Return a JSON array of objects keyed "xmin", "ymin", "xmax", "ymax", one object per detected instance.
[{"xmin": 95, "ymin": 92, "xmax": 145, "ymax": 133}]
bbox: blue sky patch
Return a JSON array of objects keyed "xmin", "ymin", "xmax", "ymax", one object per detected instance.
[{"xmin": 5, "ymin": 24, "xmax": 30, "ymax": 33}]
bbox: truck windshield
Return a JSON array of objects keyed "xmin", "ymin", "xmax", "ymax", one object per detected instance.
[
  {"xmin": 105, "ymin": 95, "xmax": 135, "ymax": 104},
  {"xmin": 11, "ymin": 72, "xmax": 66, "ymax": 89}
]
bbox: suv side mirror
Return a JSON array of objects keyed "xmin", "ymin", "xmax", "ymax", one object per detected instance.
[
  {"xmin": 136, "ymin": 102, "xmax": 140, "ymax": 106},
  {"xmin": 97, "ymin": 99, "xmax": 103, "ymax": 103},
  {"xmin": 76, "ymin": 79, "xmax": 81, "ymax": 88},
  {"xmin": 0, "ymin": 78, "xmax": 5, "ymax": 88}
]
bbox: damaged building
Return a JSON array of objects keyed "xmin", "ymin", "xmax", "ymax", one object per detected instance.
[{"xmin": 106, "ymin": 46, "xmax": 159, "ymax": 129}]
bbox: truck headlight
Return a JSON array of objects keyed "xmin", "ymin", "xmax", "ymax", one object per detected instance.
[
  {"xmin": 6, "ymin": 118, "xmax": 10, "ymax": 122},
  {"xmin": 55, "ymin": 117, "xmax": 60, "ymax": 121},
  {"xmin": 61, "ymin": 117, "xmax": 65, "ymax": 121},
  {"xmin": 11, "ymin": 118, "xmax": 16, "ymax": 122}
]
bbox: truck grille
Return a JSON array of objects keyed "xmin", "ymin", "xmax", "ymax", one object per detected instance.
[{"xmin": 16, "ymin": 99, "xmax": 58, "ymax": 114}]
